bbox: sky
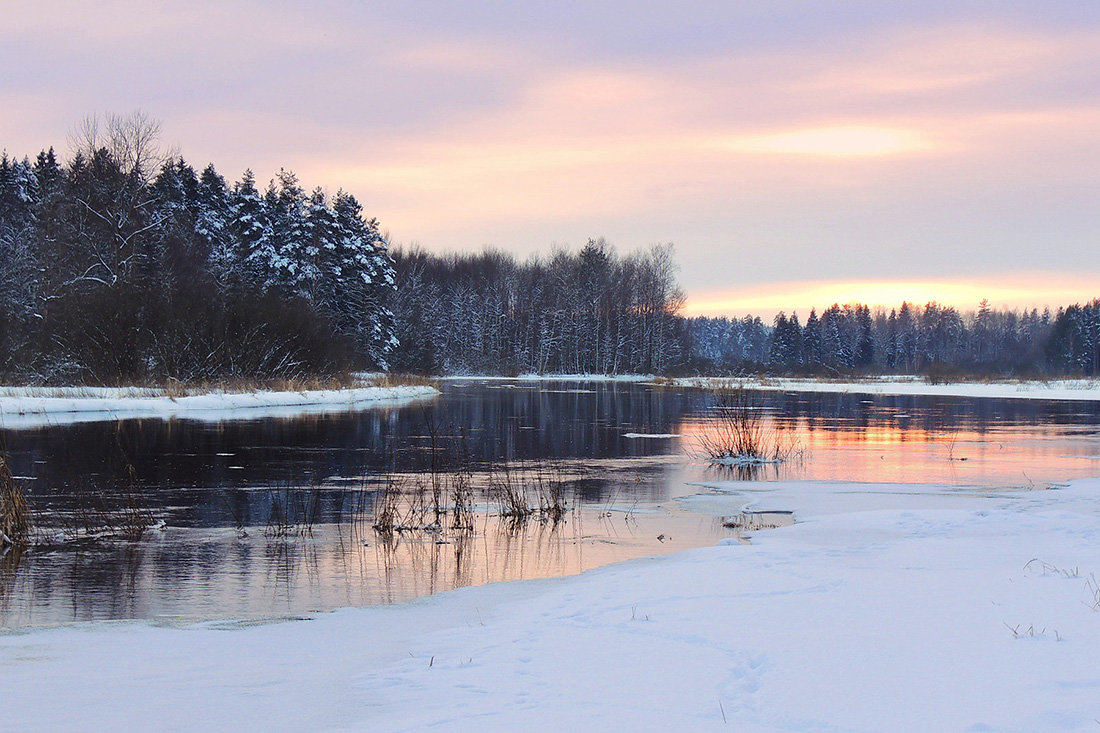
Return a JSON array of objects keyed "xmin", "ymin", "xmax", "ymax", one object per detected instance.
[{"xmin": 2, "ymin": 1, "xmax": 1098, "ymax": 317}]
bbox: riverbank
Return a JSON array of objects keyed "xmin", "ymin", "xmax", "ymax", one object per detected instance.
[
  {"xmin": 4, "ymin": 477, "xmax": 1100, "ymax": 730},
  {"xmin": 671, "ymin": 376, "xmax": 1100, "ymax": 402},
  {"xmin": 0, "ymin": 383, "xmax": 440, "ymax": 429},
  {"xmin": 444, "ymin": 374, "xmax": 1100, "ymax": 402},
  {"xmin": 672, "ymin": 375, "xmax": 1100, "ymax": 402}
]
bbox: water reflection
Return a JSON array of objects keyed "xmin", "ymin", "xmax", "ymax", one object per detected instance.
[
  {"xmin": 0, "ymin": 509, "xmax": 718, "ymax": 627},
  {"xmin": 2, "ymin": 380, "xmax": 1100, "ymax": 627},
  {"xmin": 677, "ymin": 390, "xmax": 1100, "ymax": 487}
]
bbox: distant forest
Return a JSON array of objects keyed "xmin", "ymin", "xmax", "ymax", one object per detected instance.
[
  {"xmin": 388, "ymin": 246, "xmax": 1099, "ymax": 378},
  {"xmin": 1, "ymin": 116, "xmax": 1097, "ymax": 383},
  {"xmin": 685, "ymin": 300, "xmax": 1099, "ymax": 378}
]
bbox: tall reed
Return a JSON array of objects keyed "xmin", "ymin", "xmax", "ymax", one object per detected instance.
[{"xmin": 0, "ymin": 455, "xmax": 32, "ymax": 548}]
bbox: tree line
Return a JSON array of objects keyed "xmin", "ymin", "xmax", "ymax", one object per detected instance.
[
  {"xmin": 385, "ymin": 243, "xmax": 1099, "ymax": 378},
  {"xmin": 0, "ymin": 114, "xmax": 395, "ymax": 384},
  {"xmin": 685, "ymin": 299, "xmax": 1100, "ymax": 378},
  {"xmin": 2, "ymin": 115, "xmax": 1098, "ymax": 383},
  {"xmin": 387, "ymin": 239, "xmax": 685, "ymax": 375}
]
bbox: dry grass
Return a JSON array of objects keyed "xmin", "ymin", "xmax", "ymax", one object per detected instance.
[
  {"xmin": 263, "ymin": 483, "xmax": 323, "ymax": 538},
  {"xmin": 358, "ymin": 372, "xmax": 440, "ymax": 389},
  {"xmin": 160, "ymin": 374, "xmax": 361, "ymax": 397},
  {"xmin": 370, "ymin": 473, "xmax": 474, "ymax": 534},
  {"xmin": 372, "ymin": 475, "xmax": 405, "ymax": 536},
  {"xmin": 1, "ymin": 445, "xmax": 161, "ymax": 548},
  {"xmin": 0, "ymin": 372, "xmax": 438, "ymax": 398},
  {"xmin": 0, "ymin": 455, "xmax": 32, "ymax": 548},
  {"xmin": 371, "ymin": 456, "xmax": 573, "ymax": 537},
  {"xmin": 448, "ymin": 467, "xmax": 476, "ymax": 531},
  {"xmin": 57, "ymin": 479, "xmax": 155, "ymax": 542},
  {"xmin": 696, "ymin": 385, "xmax": 797, "ymax": 464},
  {"xmin": 488, "ymin": 460, "xmax": 571, "ymax": 523},
  {"xmin": 490, "ymin": 462, "xmax": 532, "ymax": 518}
]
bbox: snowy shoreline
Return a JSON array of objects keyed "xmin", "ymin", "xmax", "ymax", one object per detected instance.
[
  {"xmin": 444, "ymin": 373, "xmax": 1100, "ymax": 401},
  {"xmin": 5, "ymin": 477, "xmax": 1100, "ymax": 730},
  {"xmin": 442, "ymin": 373, "xmax": 654, "ymax": 382},
  {"xmin": 672, "ymin": 375, "xmax": 1100, "ymax": 402},
  {"xmin": 0, "ymin": 384, "xmax": 440, "ymax": 429}
]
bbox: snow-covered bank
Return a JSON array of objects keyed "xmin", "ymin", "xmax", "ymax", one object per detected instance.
[
  {"xmin": 5, "ymin": 478, "xmax": 1100, "ymax": 731},
  {"xmin": 0, "ymin": 385, "xmax": 440, "ymax": 429},
  {"xmin": 676, "ymin": 375, "xmax": 1100, "ymax": 402},
  {"xmin": 443, "ymin": 373, "xmax": 654, "ymax": 382},
  {"xmin": 442, "ymin": 373, "xmax": 1100, "ymax": 402}
]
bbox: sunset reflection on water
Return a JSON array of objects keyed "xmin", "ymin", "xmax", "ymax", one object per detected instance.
[{"xmin": 675, "ymin": 395, "xmax": 1100, "ymax": 488}]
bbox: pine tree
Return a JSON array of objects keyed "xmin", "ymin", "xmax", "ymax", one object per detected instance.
[
  {"xmin": 260, "ymin": 169, "xmax": 310, "ymax": 293},
  {"xmin": 855, "ymin": 305, "xmax": 874, "ymax": 369},
  {"xmin": 769, "ymin": 313, "xmax": 790, "ymax": 368},
  {"xmin": 803, "ymin": 308, "xmax": 822, "ymax": 370},
  {"xmin": 0, "ymin": 155, "xmax": 42, "ymax": 366},
  {"xmin": 885, "ymin": 309, "xmax": 898, "ymax": 369},
  {"xmin": 331, "ymin": 189, "xmax": 397, "ymax": 367},
  {"xmin": 820, "ymin": 304, "xmax": 845, "ymax": 371},
  {"xmin": 195, "ymin": 164, "xmax": 234, "ymax": 284},
  {"xmin": 230, "ymin": 169, "xmax": 273, "ymax": 288},
  {"xmin": 788, "ymin": 312, "xmax": 804, "ymax": 368}
]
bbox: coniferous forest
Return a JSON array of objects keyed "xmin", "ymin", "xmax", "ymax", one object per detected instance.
[
  {"xmin": 0, "ymin": 116, "xmax": 396, "ymax": 384},
  {"xmin": 0, "ymin": 117, "xmax": 1098, "ymax": 383}
]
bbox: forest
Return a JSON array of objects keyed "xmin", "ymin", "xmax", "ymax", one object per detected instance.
[
  {"xmin": 0, "ymin": 115, "xmax": 395, "ymax": 384},
  {"xmin": 1, "ymin": 116, "xmax": 1098, "ymax": 383},
  {"xmin": 388, "ymin": 248, "xmax": 1099, "ymax": 378},
  {"xmin": 684, "ymin": 300, "xmax": 1099, "ymax": 378}
]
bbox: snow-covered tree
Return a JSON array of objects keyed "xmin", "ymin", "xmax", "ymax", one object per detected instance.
[
  {"xmin": 195, "ymin": 164, "xmax": 235, "ymax": 284},
  {"xmin": 330, "ymin": 189, "xmax": 397, "ymax": 367},
  {"xmin": 230, "ymin": 169, "xmax": 273, "ymax": 288}
]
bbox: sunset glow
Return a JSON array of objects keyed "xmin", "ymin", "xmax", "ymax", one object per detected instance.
[
  {"xmin": 726, "ymin": 125, "xmax": 935, "ymax": 158},
  {"xmin": 685, "ymin": 275, "xmax": 1100, "ymax": 318}
]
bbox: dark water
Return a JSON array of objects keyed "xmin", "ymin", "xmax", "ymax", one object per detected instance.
[{"xmin": 2, "ymin": 379, "xmax": 1100, "ymax": 627}]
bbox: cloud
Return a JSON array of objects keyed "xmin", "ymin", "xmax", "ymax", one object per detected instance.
[{"xmin": 721, "ymin": 125, "xmax": 935, "ymax": 157}]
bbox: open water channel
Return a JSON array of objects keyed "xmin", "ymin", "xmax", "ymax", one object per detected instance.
[{"xmin": 2, "ymin": 379, "xmax": 1099, "ymax": 628}]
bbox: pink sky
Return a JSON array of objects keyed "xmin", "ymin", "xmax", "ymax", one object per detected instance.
[{"xmin": 3, "ymin": 2, "xmax": 1097, "ymax": 316}]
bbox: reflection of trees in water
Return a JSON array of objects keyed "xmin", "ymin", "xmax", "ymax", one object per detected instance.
[
  {"xmin": 760, "ymin": 391, "xmax": 1099, "ymax": 435},
  {"xmin": 682, "ymin": 391, "xmax": 1100, "ymax": 453},
  {"xmin": 5, "ymin": 387, "xmax": 1099, "ymax": 503},
  {"xmin": 0, "ymin": 383, "xmax": 703, "ymax": 498},
  {"xmin": 4, "ymin": 383, "xmax": 1100, "ymax": 625}
]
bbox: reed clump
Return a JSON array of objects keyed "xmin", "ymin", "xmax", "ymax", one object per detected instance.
[
  {"xmin": 489, "ymin": 460, "xmax": 571, "ymax": 524},
  {"xmin": 58, "ymin": 478, "xmax": 155, "ymax": 542},
  {"xmin": 696, "ymin": 386, "xmax": 797, "ymax": 466},
  {"xmin": 0, "ymin": 455, "xmax": 32, "ymax": 548},
  {"xmin": 263, "ymin": 483, "xmax": 323, "ymax": 538}
]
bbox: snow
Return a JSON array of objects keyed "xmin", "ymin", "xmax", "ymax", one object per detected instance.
[
  {"xmin": 0, "ymin": 385, "xmax": 440, "ymax": 429},
  {"xmin": 443, "ymin": 374, "xmax": 1100, "ymax": 402},
  {"xmin": 444, "ymin": 374, "xmax": 655, "ymax": 383},
  {"xmin": 709, "ymin": 455, "xmax": 783, "ymax": 467},
  {"xmin": 675, "ymin": 376, "xmax": 1100, "ymax": 402},
  {"xmin": 5, "ymin": 477, "xmax": 1100, "ymax": 730}
]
